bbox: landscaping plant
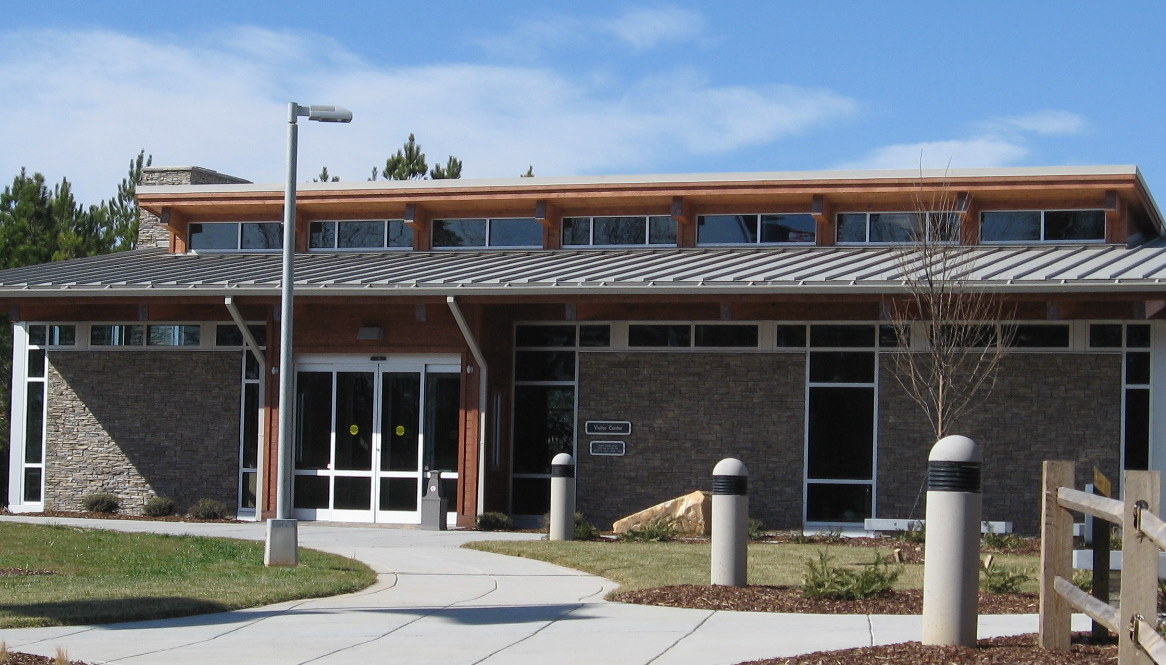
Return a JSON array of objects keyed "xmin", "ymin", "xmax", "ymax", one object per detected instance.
[
  {"xmin": 979, "ymin": 561, "xmax": 1031, "ymax": 594},
  {"xmin": 802, "ymin": 549, "xmax": 902, "ymax": 600},
  {"xmin": 187, "ymin": 498, "xmax": 230, "ymax": 520},
  {"xmin": 617, "ymin": 516, "xmax": 680, "ymax": 542},
  {"xmin": 573, "ymin": 513, "xmax": 599, "ymax": 541},
  {"xmin": 81, "ymin": 493, "xmax": 119, "ymax": 514},
  {"xmin": 143, "ymin": 496, "xmax": 176, "ymax": 518},
  {"xmin": 476, "ymin": 512, "xmax": 513, "ymax": 531}
]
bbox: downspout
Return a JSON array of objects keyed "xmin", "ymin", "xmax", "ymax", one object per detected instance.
[
  {"xmin": 447, "ymin": 296, "xmax": 488, "ymax": 521},
  {"xmin": 225, "ymin": 297, "xmax": 267, "ymax": 519}
]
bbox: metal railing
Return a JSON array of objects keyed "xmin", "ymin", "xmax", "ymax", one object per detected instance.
[{"xmin": 1040, "ymin": 460, "xmax": 1166, "ymax": 665}]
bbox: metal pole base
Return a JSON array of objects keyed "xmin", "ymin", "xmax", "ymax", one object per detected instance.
[{"xmin": 264, "ymin": 518, "xmax": 299, "ymax": 567}]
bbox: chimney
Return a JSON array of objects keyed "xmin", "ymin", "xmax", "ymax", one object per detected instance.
[{"xmin": 136, "ymin": 167, "xmax": 251, "ymax": 248}]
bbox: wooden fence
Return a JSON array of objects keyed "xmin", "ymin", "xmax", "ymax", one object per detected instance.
[{"xmin": 1040, "ymin": 460, "xmax": 1166, "ymax": 665}]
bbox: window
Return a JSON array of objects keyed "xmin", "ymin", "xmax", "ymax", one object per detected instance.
[
  {"xmin": 146, "ymin": 325, "xmax": 201, "ymax": 347},
  {"xmin": 309, "ymin": 219, "xmax": 413, "ymax": 250},
  {"xmin": 189, "ymin": 222, "xmax": 282, "ymax": 251},
  {"xmin": 91, "ymin": 324, "xmax": 145, "ymax": 346},
  {"xmin": 563, "ymin": 216, "xmax": 677, "ymax": 246},
  {"xmin": 980, "ymin": 210, "xmax": 1105, "ymax": 243},
  {"xmin": 697, "ymin": 214, "xmax": 815, "ymax": 244},
  {"xmin": 627, "ymin": 323, "xmax": 761, "ymax": 348},
  {"xmin": 432, "ymin": 217, "xmax": 542, "ymax": 248},
  {"xmin": 836, "ymin": 212, "xmax": 958, "ymax": 244}
]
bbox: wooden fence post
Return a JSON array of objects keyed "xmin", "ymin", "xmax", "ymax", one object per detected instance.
[
  {"xmin": 1039, "ymin": 460, "xmax": 1074, "ymax": 651},
  {"xmin": 1120, "ymin": 470, "xmax": 1160, "ymax": 665}
]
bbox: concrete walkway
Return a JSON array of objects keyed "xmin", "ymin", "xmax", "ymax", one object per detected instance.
[{"xmin": 0, "ymin": 516, "xmax": 1085, "ymax": 665}]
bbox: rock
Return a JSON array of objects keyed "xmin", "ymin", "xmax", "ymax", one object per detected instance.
[{"xmin": 612, "ymin": 490, "xmax": 711, "ymax": 537}]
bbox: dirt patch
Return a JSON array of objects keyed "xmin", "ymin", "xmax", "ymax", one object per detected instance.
[{"xmin": 22, "ymin": 510, "xmax": 239, "ymax": 523}]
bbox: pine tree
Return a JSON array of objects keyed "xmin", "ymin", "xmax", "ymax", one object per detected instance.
[{"xmin": 377, "ymin": 134, "xmax": 462, "ymax": 181}]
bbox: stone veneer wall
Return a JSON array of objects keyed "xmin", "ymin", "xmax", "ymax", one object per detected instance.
[
  {"xmin": 136, "ymin": 167, "xmax": 251, "ymax": 248},
  {"xmin": 45, "ymin": 351, "xmax": 242, "ymax": 514},
  {"xmin": 576, "ymin": 353, "xmax": 806, "ymax": 530},
  {"xmin": 877, "ymin": 353, "xmax": 1122, "ymax": 535}
]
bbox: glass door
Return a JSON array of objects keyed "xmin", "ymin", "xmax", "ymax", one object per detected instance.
[{"xmin": 292, "ymin": 356, "xmax": 460, "ymax": 523}]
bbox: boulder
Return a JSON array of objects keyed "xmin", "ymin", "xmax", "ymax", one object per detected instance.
[{"xmin": 612, "ymin": 490, "xmax": 711, "ymax": 537}]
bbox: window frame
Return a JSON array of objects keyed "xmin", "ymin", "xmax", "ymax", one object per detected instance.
[
  {"xmin": 562, "ymin": 215, "xmax": 678, "ymax": 248},
  {"xmin": 696, "ymin": 213, "xmax": 817, "ymax": 246},
  {"xmin": 308, "ymin": 219, "xmax": 414, "ymax": 251},
  {"xmin": 188, "ymin": 221, "xmax": 283, "ymax": 253},
  {"xmin": 835, "ymin": 211, "xmax": 960, "ymax": 245},
  {"xmin": 432, "ymin": 217, "xmax": 543, "ymax": 249}
]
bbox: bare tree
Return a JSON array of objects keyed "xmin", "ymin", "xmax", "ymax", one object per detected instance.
[{"xmin": 885, "ymin": 174, "xmax": 1014, "ymax": 439}]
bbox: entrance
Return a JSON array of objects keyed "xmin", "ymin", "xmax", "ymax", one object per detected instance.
[{"xmin": 291, "ymin": 355, "xmax": 461, "ymax": 523}]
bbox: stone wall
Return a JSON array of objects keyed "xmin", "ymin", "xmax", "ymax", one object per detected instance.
[
  {"xmin": 576, "ymin": 352, "xmax": 806, "ymax": 530},
  {"xmin": 136, "ymin": 167, "xmax": 250, "ymax": 248},
  {"xmin": 877, "ymin": 353, "xmax": 1122, "ymax": 535},
  {"xmin": 45, "ymin": 351, "xmax": 242, "ymax": 514}
]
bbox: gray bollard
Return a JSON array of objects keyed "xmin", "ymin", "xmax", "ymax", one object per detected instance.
[
  {"xmin": 922, "ymin": 435, "xmax": 982, "ymax": 646},
  {"xmin": 711, "ymin": 458, "xmax": 748, "ymax": 586},
  {"xmin": 549, "ymin": 453, "xmax": 575, "ymax": 541}
]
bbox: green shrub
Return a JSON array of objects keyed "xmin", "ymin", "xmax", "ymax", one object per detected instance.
[
  {"xmin": 188, "ymin": 498, "xmax": 231, "ymax": 520},
  {"xmin": 747, "ymin": 518, "xmax": 767, "ymax": 541},
  {"xmin": 894, "ymin": 521, "xmax": 925, "ymax": 543},
  {"xmin": 574, "ymin": 513, "xmax": 599, "ymax": 541},
  {"xmin": 617, "ymin": 516, "xmax": 679, "ymax": 543},
  {"xmin": 143, "ymin": 496, "xmax": 176, "ymax": 518},
  {"xmin": 981, "ymin": 527, "xmax": 1023, "ymax": 550},
  {"xmin": 979, "ymin": 562, "xmax": 1031, "ymax": 594},
  {"xmin": 476, "ymin": 512, "xmax": 514, "ymax": 531},
  {"xmin": 1073, "ymin": 569, "xmax": 1094, "ymax": 593},
  {"xmin": 802, "ymin": 549, "xmax": 901, "ymax": 600},
  {"xmin": 82, "ymin": 492, "xmax": 120, "ymax": 514}
]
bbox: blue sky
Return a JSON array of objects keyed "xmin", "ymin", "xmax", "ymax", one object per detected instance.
[{"xmin": 3, "ymin": 2, "xmax": 1165, "ymax": 205}]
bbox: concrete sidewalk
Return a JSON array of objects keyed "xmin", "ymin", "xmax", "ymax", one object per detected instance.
[{"xmin": 0, "ymin": 516, "xmax": 1084, "ymax": 665}]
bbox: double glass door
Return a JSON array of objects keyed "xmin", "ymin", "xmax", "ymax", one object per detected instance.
[{"xmin": 292, "ymin": 355, "xmax": 460, "ymax": 523}]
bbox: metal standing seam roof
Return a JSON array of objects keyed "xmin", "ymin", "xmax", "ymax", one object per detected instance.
[{"xmin": 2, "ymin": 242, "xmax": 1166, "ymax": 298}]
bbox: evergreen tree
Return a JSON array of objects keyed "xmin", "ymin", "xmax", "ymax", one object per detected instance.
[
  {"xmin": 430, "ymin": 156, "xmax": 463, "ymax": 180},
  {"xmin": 314, "ymin": 166, "xmax": 339, "ymax": 183},
  {"xmin": 377, "ymin": 134, "xmax": 462, "ymax": 181},
  {"xmin": 102, "ymin": 150, "xmax": 152, "ymax": 250}
]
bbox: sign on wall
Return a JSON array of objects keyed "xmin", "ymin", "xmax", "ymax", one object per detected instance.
[
  {"xmin": 590, "ymin": 441, "xmax": 626, "ymax": 456},
  {"xmin": 585, "ymin": 420, "xmax": 632, "ymax": 436}
]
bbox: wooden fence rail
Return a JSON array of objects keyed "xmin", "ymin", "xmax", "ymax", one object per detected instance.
[{"xmin": 1040, "ymin": 461, "xmax": 1164, "ymax": 665}]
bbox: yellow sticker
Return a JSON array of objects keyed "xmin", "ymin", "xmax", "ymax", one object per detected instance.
[
  {"xmin": 395, "ymin": 425, "xmax": 406, "ymax": 437},
  {"xmin": 349, "ymin": 424, "xmax": 359, "ymax": 436}
]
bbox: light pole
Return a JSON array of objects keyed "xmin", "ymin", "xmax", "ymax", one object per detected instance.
[{"xmin": 265, "ymin": 102, "xmax": 352, "ymax": 567}]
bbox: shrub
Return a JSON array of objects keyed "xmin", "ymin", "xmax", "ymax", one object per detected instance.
[
  {"xmin": 979, "ymin": 562, "xmax": 1031, "ymax": 594},
  {"xmin": 476, "ymin": 512, "xmax": 514, "ymax": 531},
  {"xmin": 188, "ymin": 498, "xmax": 231, "ymax": 520},
  {"xmin": 143, "ymin": 496, "xmax": 176, "ymax": 518},
  {"xmin": 747, "ymin": 518, "xmax": 767, "ymax": 541},
  {"xmin": 82, "ymin": 492, "xmax": 120, "ymax": 514},
  {"xmin": 617, "ymin": 516, "xmax": 679, "ymax": 542},
  {"xmin": 981, "ymin": 527, "xmax": 1023, "ymax": 551},
  {"xmin": 1073, "ymin": 569, "xmax": 1093, "ymax": 593},
  {"xmin": 574, "ymin": 513, "xmax": 599, "ymax": 541},
  {"xmin": 894, "ymin": 521, "xmax": 925, "ymax": 544},
  {"xmin": 802, "ymin": 549, "xmax": 901, "ymax": 600}
]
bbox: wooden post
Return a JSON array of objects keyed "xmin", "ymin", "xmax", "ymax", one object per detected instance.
[
  {"xmin": 1120, "ymin": 470, "xmax": 1160, "ymax": 665},
  {"xmin": 1039, "ymin": 460, "xmax": 1074, "ymax": 651}
]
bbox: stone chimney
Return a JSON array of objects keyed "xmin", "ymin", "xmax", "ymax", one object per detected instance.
[{"xmin": 136, "ymin": 167, "xmax": 251, "ymax": 249}]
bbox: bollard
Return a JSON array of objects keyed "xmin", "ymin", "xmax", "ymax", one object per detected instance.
[
  {"xmin": 549, "ymin": 453, "xmax": 576, "ymax": 541},
  {"xmin": 420, "ymin": 470, "xmax": 448, "ymax": 530},
  {"xmin": 922, "ymin": 435, "xmax": 982, "ymax": 646},
  {"xmin": 711, "ymin": 458, "xmax": 748, "ymax": 586}
]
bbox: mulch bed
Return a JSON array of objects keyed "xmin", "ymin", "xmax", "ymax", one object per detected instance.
[
  {"xmin": 617, "ymin": 585, "xmax": 1039, "ymax": 614},
  {"xmin": 744, "ymin": 633, "xmax": 1116, "ymax": 665}
]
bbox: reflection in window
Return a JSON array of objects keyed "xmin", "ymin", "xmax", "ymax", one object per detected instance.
[
  {"xmin": 563, "ymin": 216, "xmax": 676, "ymax": 246},
  {"xmin": 698, "ymin": 214, "xmax": 815, "ymax": 244},
  {"xmin": 837, "ymin": 212, "xmax": 958, "ymax": 243},
  {"xmin": 433, "ymin": 217, "xmax": 541, "ymax": 248},
  {"xmin": 146, "ymin": 325, "xmax": 201, "ymax": 346},
  {"xmin": 310, "ymin": 219, "xmax": 413, "ymax": 249},
  {"xmin": 981, "ymin": 210, "xmax": 1105, "ymax": 243},
  {"xmin": 190, "ymin": 222, "xmax": 282, "ymax": 251}
]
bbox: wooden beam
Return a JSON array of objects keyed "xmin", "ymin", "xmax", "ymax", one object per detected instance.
[
  {"xmin": 670, "ymin": 196, "xmax": 693, "ymax": 226},
  {"xmin": 405, "ymin": 203, "xmax": 431, "ymax": 251},
  {"xmin": 1104, "ymin": 190, "xmax": 1126, "ymax": 244},
  {"xmin": 536, "ymin": 200, "xmax": 561, "ymax": 249},
  {"xmin": 1119, "ymin": 470, "xmax": 1160, "ymax": 665},
  {"xmin": 956, "ymin": 192, "xmax": 980, "ymax": 245},
  {"xmin": 1039, "ymin": 460, "xmax": 1074, "ymax": 651},
  {"xmin": 811, "ymin": 195, "xmax": 834, "ymax": 247}
]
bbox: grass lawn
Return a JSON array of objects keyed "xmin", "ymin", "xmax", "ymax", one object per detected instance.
[
  {"xmin": 0, "ymin": 522, "xmax": 377, "ymax": 628},
  {"xmin": 464, "ymin": 539, "xmax": 1038, "ymax": 593}
]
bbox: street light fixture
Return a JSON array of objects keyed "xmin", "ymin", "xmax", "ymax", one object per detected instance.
[{"xmin": 265, "ymin": 102, "xmax": 352, "ymax": 567}]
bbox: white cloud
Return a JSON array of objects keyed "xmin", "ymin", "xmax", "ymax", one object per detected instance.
[
  {"xmin": 0, "ymin": 26, "xmax": 856, "ymax": 204},
  {"xmin": 603, "ymin": 6, "xmax": 706, "ymax": 51},
  {"xmin": 477, "ymin": 4, "xmax": 707, "ymax": 60},
  {"xmin": 983, "ymin": 110, "xmax": 1087, "ymax": 136},
  {"xmin": 839, "ymin": 138, "xmax": 1029, "ymax": 171},
  {"xmin": 840, "ymin": 109, "xmax": 1087, "ymax": 171}
]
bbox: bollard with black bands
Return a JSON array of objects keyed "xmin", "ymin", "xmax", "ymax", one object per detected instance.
[
  {"xmin": 549, "ymin": 453, "xmax": 576, "ymax": 541},
  {"xmin": 711, "ymin": 458, "xmax": 749, "ymax": 586}
]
